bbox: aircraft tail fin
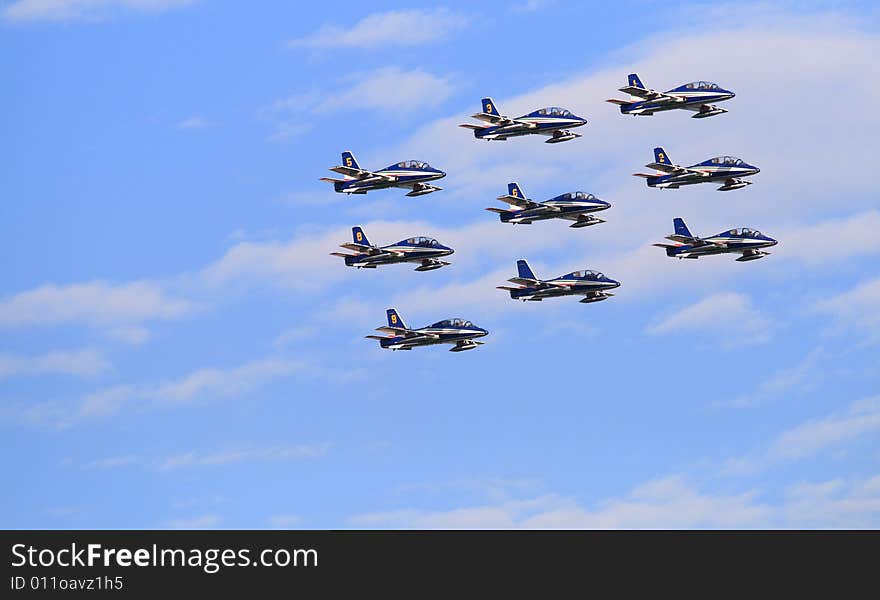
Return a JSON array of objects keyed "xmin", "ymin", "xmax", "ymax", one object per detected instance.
[
  {"xmin": 481, "ymin": 97, "xmax": 500, "ymax": 117},
  {"xmin": 341, "ymin": 151, "xmax": 360, "ymax": 170},
  {"xmin": 653, "ymin": 146, "xmax": 672, "ymax": 166},
  {"xmin": 352, "ymin": 226, "xmax": 371, "ymax": 247},
  {"xmin": 386, "ymin": 308, "xmax": 407, "ymax": 330},
  {"xmin": 516, "ymin": 259, "xmax": 537, "ymax": 281},
  {"xmin": 628, "ymin": 73, "xmax": 645, "ymax": 90},
  {"xmin": 507, "ymin": 182, "xmax": 525, "ymax": 199},
  {"xmin": 673, "ymin": 218, "xmax": 693, "ymax": 239}
]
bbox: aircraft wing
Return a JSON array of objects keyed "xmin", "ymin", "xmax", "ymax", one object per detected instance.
[{"xmin": 496, "ymin": 194, "xmax": 543, "ymax": 210}]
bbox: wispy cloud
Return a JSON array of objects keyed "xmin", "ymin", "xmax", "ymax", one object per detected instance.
[
  {"xmin": 287, "ymin": 9, "xmax": 468, "ymax": 49},
  {"xmin": 723, "ymin": 396, "xmax": 880, "ymax": 475},
  {"xmin": 351, "ymin": 476, "xmax": 770, "ymax": 529},
  {"xmin": 263, "ymin": 67, "xmax": 454, "ymax": 139},
  {"xmin": 161, "ymin": 513, "xmax": 221, "ymax": 529},
  {"xmin": 0, "ymin": 348, "xmax": 110, "ymax": 379},
  {"xmin": 159, "ymin": 443, "xmax": 329, "ymax": 470},
  {"xmin": 647, "ymin": 292, "xmax": 771, "ymax": 345},
  {"xmin": 177, "ymin": 115, "xmax": 210, "ymax": 130},
  {"xmin": 0, "ymin": 280, "xmax": 192, "ymax": 329},
  {"xmin": 4, "ymin": 356, "xmax": 306, "ymax": 428},
  {"xmin": 267, "ymin": 514, "xmax": 302, "ymax": 528},
  {"xmin": 814, "ymin": 277, "xmax": 880, "ymax": 342},
  {"xmin": 3, "ymin": 0, "xmax": 197, "ymax": 23}
]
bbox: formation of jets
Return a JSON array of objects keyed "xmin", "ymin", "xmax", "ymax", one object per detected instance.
[
  {"xmin": 634, "ymin": 147, "xmax": 760, "ymax": 191},
  {"xmin": 319, "ymin": 73, "xmax": 775, "ymax": 352},
  {"xmin": 607, "ymin": 74, "xmax": 735, "ymax": 119},
  {"xmin": 486, "ymin": 183, "xmax": 610, "ymax": 228},
  {"xmin": 331, "ymin": 227, "xmax": 454, "ymax": 271},
  {"xmin": 459, "ymin": 98, "xmax": 587, "ymax": 143},
  {"xmin": 654, "ymin": 218, "xmax": 777, "ymax": 262},
  {"xmin": 497, "ymin": 260, "xmax": 620, "ymax": 304},
  {"xmin": 321, "ymin": 151, "xmax": 445, "ymax": 197}
]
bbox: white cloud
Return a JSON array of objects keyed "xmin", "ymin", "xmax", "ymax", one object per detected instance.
[
  {"xmin": 288, "ymin": 9, "xmax": 467, "ymax": 49},
  {"xmin": 81, "ymin": 455, "xmax": 137, "ymax": 470},
  {"xmin": 177, "ymin": 115, "xmax": 210, "ymax": 130},
  {"xmin": 4, "ymin": 357, "xmax": 306, "ymax": 428},
  {"xmin": 783, "ymin": 475, "xmax": 880, "ymax": 528},
  {"xmin": 778, "ymin": 210, "xmax": 880, "ymax": 265},
  {"xmin": 152, "ymin": 357, "xmax": 305, "ymax": 404},
  {"xmin": 351, "ymin": 476, "xmax": 770, "ymax": 529},
  {"xmin": 767, "ymin": 396, "xmax": 880, "ymax": 462},
  {"xmin": 0, "ymin": 348, "xmax": 110, "ymax": 379},
  {"xmin": 0, "ymin": 280, "xmax": 192, "ymax": 328},
  {"xmin": 353, "ymin": 470, "xmax": 880, "ymax": 529},
  {"xmin": 158, "ymin": 443, "xmax": 329, "ymax": 470},
  {"xmin": 723, "ymin": 396, "xmax": 880, "ymax": 475},
  {"xmin": 512, "ymin": 0, "xmax": 555, "ymax": 13},
  {"xmin": 814, "ymin": 277, "xmax": 880, "ymax": 341},
  {"xmin": 267, "ymin": 514, "xmax": 302, "ymax": 528},
  {"xmin": 161, "ymin": 513, "xmax": 221, "ymax": 529},
  {"xmin": 3, "ymin": 0, "xmax": 197, "ymax": 23},
  {"xmin": 314, "ymin": 68, "xmax": 454, "ymax": 114},
  {"xmin": 722, "ymin": 347, "xmax": 825, "ymax": 408},
  {"xmin": 647, "ymin": 292, "xmax": 770, "ymax": 345}
]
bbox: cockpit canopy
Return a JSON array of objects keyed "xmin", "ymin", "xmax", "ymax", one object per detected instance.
[
  {"xmin": 727, "ymin": 228, "xmax": 762, "ymax": 237},
  {"xmin": 710, "ymin": 156, "xmax": 745, "ymax": 166},
  {"xmin": 391, "ymin": 160, "xmax": 431, "ymax": 170},
  {"xmin": 684, "ymin": 81, "xmax": 720, "ymax": 90},
  {"xmin": 563, "ymin": 191, "xmax": 597, "ymax": 201},
  {"xmin": 404, "ymin": 236, "xmax": 439, "ymax": 246},
  {"xmin": 570, "ymin": 270, "xmax": 603, "ymax": 279},
  {"xmin": 431, "ymin": 318, "xmax": 474, "ymax": 328},
  {"xmin": 535, "ymin": 107, "xmax": 573, "ymax": 117}
]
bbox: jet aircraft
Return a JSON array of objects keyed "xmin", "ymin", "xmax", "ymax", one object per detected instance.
[
  {"xmin": 486, "ymin": 183, "xmax": 610, "ymax": 228},
  {"xmin": 365, "ymin": 309, "xmax": 489, "ymax": 352},
  {"xmin": 459, "ymin": 97, "xmax": 587, "ymax": 143},
  {"xmin": 320, "ymin": 151, "xmax": 445, "ymax": 197},
  {"xmin": 331, "ymin": 226, "xmax": 453, "ymax": 271},
  {"xmin": 653, "ymin": 218, "xmax": 778, "ymax": 262},
  {"xmin": 497, "ymin": 260, "xmax": 620, "ymax": 303},
  {"xmin": 634, "ymin": 147, "xmax": 760, "ymax": 191},
  {"xmin": 607, "ymin": 74, "xmax": 735, "ymax": 118}
]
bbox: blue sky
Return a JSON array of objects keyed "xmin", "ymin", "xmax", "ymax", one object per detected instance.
[{"xmin": 2, "ymin": 0, "xmax": 880, "ymax": 528}]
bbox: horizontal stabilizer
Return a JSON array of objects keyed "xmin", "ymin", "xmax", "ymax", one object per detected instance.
[
  {"xmin": 605, "ymin": 98, "xmax": 629, "ymax": 106},
  {"xmin": 485, "ymin": 207, "xmax": 508, "ymax": 214},
  {"xmin": 365, "ymin": 335, "xmax": 388, "ymax": 340},
  {"xmin": 319, "ymin": 177, "xmax": 345, "ymax": 183},
  {"xmin": 646, "ymin": 162, "xmax": 682, "ymax": 173},
  {"xmin": 458, "ymin": 123, "xmax": 484, "ymax": 130},
  {"xmin": 508, "ymin": 277, "xmax": 544, "ymax": 287},
  {"xmin": 340, "ymin": 242, "xmax": 375, "ymax": 253}
]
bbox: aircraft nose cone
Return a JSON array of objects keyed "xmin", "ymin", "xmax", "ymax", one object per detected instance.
[
  {"xmin": 608, "ymin": 279, "xmax": 621, "ymax": 288},
  {"xmin": 753, "ymin": 167, "xmax": 761, "ymax": 174},
  {"xmin": 728, "ymin": 91, "xmax": 736, "ymax": 99},
  {"xmin": 445, "ymin": 247, "xmax": 455, "ymax": 255},
  {"xmin": 768, "ymin": 238, "xmax": 778, "ymax": 246}
]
